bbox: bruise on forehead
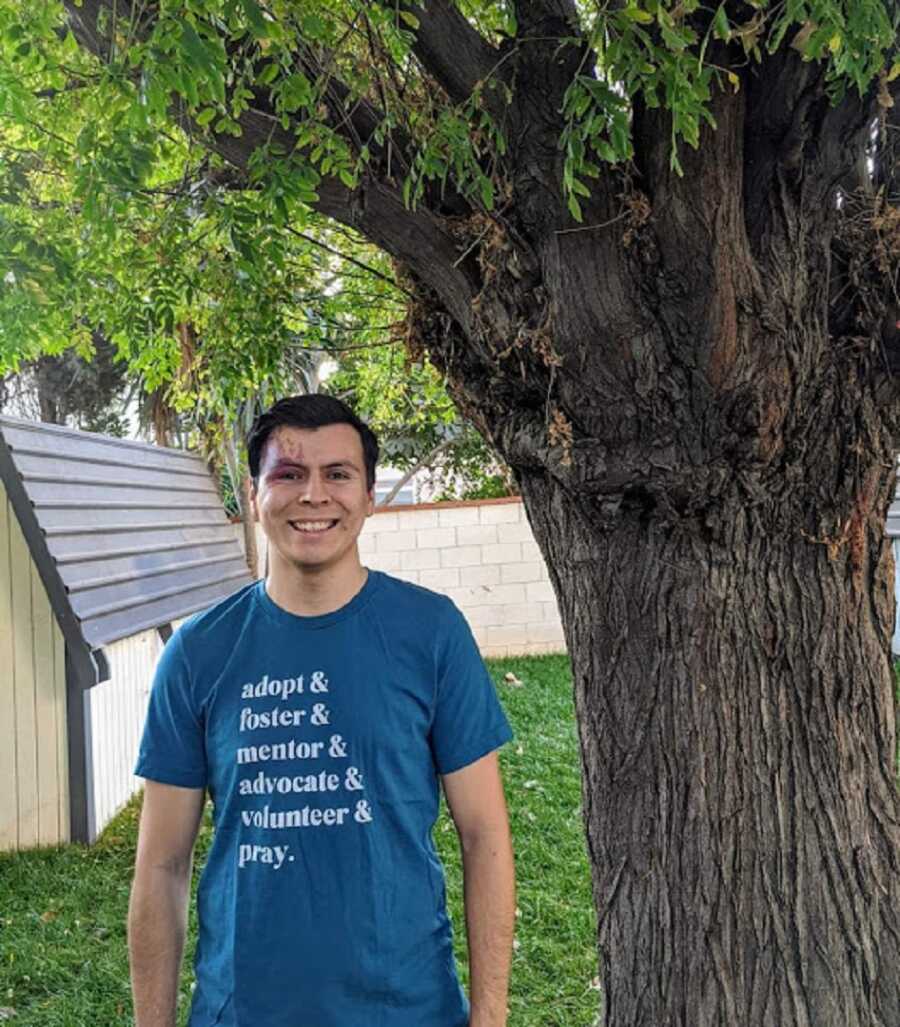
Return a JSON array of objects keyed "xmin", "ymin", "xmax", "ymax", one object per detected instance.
[
  {"xmin": 260, "ymin": 424, "xmax": 364, "ymax": 473},
  {"xmin": 269, "ymin": 426, "xmax": 306, "ymax": 459},
  {"xmin": 257, "ymin": 426, "xmax": 308, "ymax": 474}
]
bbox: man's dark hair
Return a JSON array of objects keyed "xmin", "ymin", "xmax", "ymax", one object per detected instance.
[{"xmin": 246, "ymin": 395, "xmax": 379, "ymax": 489}]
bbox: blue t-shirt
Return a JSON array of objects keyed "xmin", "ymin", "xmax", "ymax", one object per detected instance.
[{"xmin": 135, "ymin": 571, "xmax": 513, "ymax": 1027}]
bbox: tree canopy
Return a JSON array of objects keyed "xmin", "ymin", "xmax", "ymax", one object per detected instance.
[
  {"xmin": 1, "ymin": 1, "xmax": 895, "ymax": 399},
  {"xmin": 2, "ymin": 0, "xmax": 894, "ymax": 492},
  {"xmin": 0, "ymin": 0, "xmax": 526, "ymax": 492}
]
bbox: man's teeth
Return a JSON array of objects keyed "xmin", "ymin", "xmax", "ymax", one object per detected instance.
[{"xmin": 292, "ymin": 521, "xmax": 335, "ymax": 532}]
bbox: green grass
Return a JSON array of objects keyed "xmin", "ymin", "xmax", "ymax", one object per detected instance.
[{"xmin": 0, "ymin": 654, "xmax": 599, "ymax": 1027}]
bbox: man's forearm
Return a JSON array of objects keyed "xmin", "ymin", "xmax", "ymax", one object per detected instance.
[
  {"xmin": 128, "ymin": 864, "xmax": 192, "ymax": 1027},
  {"xmin": 461, "ymin": 828, "xmax": 516, "ymax": 1027}
]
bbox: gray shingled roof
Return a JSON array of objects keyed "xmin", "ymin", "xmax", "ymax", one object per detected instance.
[{"xmin": 0, "ymin": 415, "xmax": 252, "ymax": 652}]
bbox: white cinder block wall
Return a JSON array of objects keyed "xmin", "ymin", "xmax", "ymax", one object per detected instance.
[{"xmin": 253, "ymin": 498, "xmax": 566, "ymax": 658}]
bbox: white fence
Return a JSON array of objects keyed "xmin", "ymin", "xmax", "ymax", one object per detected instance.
[{"xmin": 86, "ymin": 628, "xmax": 162, "ymax": 840}]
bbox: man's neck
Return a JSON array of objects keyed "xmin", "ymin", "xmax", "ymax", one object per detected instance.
[{"xmin": 264, "ymin": 560, "xmax": 369, "ymax": 618}]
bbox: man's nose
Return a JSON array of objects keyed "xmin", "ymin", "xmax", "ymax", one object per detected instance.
[{"xmin": 300, "ymin": 474, "xmax": 328, "ymax": 504}]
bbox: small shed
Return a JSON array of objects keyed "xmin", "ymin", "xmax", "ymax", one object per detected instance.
[{"xmin": 0, "ymin": 415, "xmax": 252, "ymax": 850}]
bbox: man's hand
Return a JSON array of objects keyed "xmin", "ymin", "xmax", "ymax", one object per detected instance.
[
  {"xmin": 442, "ymin": 751, "xmax": 515, "ymax": 1027},
  {"xmin": 129, "ymin": 780, "xmax": 205, "ymax": 1027}
]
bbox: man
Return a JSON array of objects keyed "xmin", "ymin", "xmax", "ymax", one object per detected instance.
[{"xmin": 129, "ymin": 395, "xmax": 516, "ymax": 1027}]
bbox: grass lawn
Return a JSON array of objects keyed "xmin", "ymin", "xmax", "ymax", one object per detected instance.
[{"xmin": 0, "ymin": 653, "xmax": 599, "ymax": 1027}]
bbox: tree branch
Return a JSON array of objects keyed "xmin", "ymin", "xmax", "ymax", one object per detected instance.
[
  {"xmin": 247, "ymin": 38, "xmax": 472, "ymax": 217},
  {"xmin": 33, "ymin": 79, "xmax": 95, "ymax": 99},
  {"xmin": 874, "ymin": 75, "xmax": 900, "ymax": 197},
  {"xmin": 284, "ymin": 225, "xmax": 412, "ymax": 297},
  {"xmin": 61, "ymin": 0, "xmax": 479, "ymax": 338},
  {"xmin": 290, "ymin": 40, "xmax": 415, "ymax": 177},
  {"xmin": 188, "ymin": 103, "xmax": 477, "ymax": 333},
  {"xmin": 377, "ymin": 438, "xmax": 454, "ymax": 507},
  {"xmin": 512, "ymin": 0, "xmax": 580, "ymax": 30},
  {"xmin": 375, "ymin": 0, "xmax": 503, "ymax": 107}
]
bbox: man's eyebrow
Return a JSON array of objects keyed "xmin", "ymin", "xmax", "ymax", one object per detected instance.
[
  {"xmin": 265, "ymin": 458, "xmax": 361, "ymax": 472},
  {"xmin": 265, "ymin": 459, "xmax": 305, "ymax": 472}
]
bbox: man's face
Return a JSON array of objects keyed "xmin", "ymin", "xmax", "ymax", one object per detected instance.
[{"xmin": 250, "ymin": 423, "xmax": 374, "ymax": 577}]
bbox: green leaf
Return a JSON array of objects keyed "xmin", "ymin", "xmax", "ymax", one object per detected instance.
[
  {"xmin": 240, "ymin": 0, "xmax": 270, "ymax": 39},
  {"xmin": 594, "ymin": 140, "xmax": 618, "ymax": 163},
  {"xmin": 180, "ymin": 23, "xmax": 212, "ymax": 72},
  {"xmin": 180, "ymin": 67, "xmax": 200, "ymax": 108},
  {"xmin": 257, "ymin": 62, "xmax": 280, "ymax": 86},
  {"xmin": 661, "ymin": 24, "xmax": 691, "ymax": 50},
  {"xmin": 622, "ymin": 6, "xmax": 654, "ymax": 24},
  {"xmin": 279, "ymin": 73, "xmax": 313, "ymax": 112},
  {"xmin": 196, "ymin": 107, "xmax": 217, "ymax": 127},
  {"xmin": 302, "ymin": 14, "xmax": 327, "ymax": 39},
  {"xmin": 567, "ymin": 192, "xmax": 583, "ymax": 222},
  {"xmin": 478, "ymin": 176, "xmax": 494, "ymax": 210},
  {"xmin": 713, "ymin": 5, "xmax": 730, "ymax": 41}
]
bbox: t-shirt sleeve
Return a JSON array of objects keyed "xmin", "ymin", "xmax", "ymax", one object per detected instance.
[
  {"xmin": 134, "ymin": 629, "xmax": 207, "ymax": 789},
  {"xmin": 430, "ymin": 602, "xmax": 513, "ymax": 775}
]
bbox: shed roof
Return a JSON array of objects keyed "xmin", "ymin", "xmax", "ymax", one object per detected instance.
[{"xmin": 0, "ymin": 415, "xmax": 252, "ymax": 658}]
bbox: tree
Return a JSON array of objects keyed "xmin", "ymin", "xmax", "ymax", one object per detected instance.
[
  {"xmin": 0, "ymin": 329, "xmax": 129, "ymax": 432},
  {"xmin": 2, "ymin": 1, "xmax": 900, "ymax": 1022}
]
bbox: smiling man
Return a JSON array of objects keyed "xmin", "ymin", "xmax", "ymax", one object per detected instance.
[{"xmin": 129, "ymin": 395, "xmax": 516, "ymax": 1027}]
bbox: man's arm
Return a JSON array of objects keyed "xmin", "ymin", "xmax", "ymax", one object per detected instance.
[
  {"xmin": 129, "ymin": 780, "xmax": 206, "ymax": 1027},
  {"xmin": 442, "ymin": 751, "xmax": 516, "ymax": 1027}
]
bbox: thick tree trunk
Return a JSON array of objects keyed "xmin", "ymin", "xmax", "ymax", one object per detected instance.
[{"xmin": 522, "ymin": 475, "xmax": 900, "ymax": 1025}]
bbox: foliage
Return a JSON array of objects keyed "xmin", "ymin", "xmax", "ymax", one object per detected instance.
[
  {"xmin": 0, "ymin": 0, "xmax": 501, "ymax": 491},
  {"xmin": 0, "ymin": 654, "xmax": 596, "ymax": 1027},
  {"xmin": 0, "ymin": 0, "xmax": 894, "ymax": 471},
  {"xmin": 0, "ymin": 0, "xmax": 893, "ymax": 371},
  {"xmin": 0, "ymin": 0, "xmax": 407, "ymax": 409},
  {"xmin": 326, "ymin": 343, "xmax": 515, "ymax": 499},
  {"xmin": 559, "ymin": 0, "xmax": 897, "ymax": 198}
]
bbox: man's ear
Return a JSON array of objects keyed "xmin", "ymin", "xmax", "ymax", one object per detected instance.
[
  {"xmin": 249, "ymin": 479, "xmax": 260, "ymax": 522},
  {"xmin": 366, "ymin": 486, "xmax": 375, "ymax": 517}
]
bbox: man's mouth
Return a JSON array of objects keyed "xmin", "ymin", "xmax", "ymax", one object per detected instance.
[{"xmin": 288, "ymin": 519, "xmax": 338, "ymax": 534}]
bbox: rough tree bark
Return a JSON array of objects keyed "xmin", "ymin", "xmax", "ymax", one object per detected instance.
[
  {"xmin": 525, "ymin": 483, "xmax": 899, "ymax": 1025},
  {"xmin": 64, "ymin": 1, "xmax": 900, "ymax": 1023}
]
